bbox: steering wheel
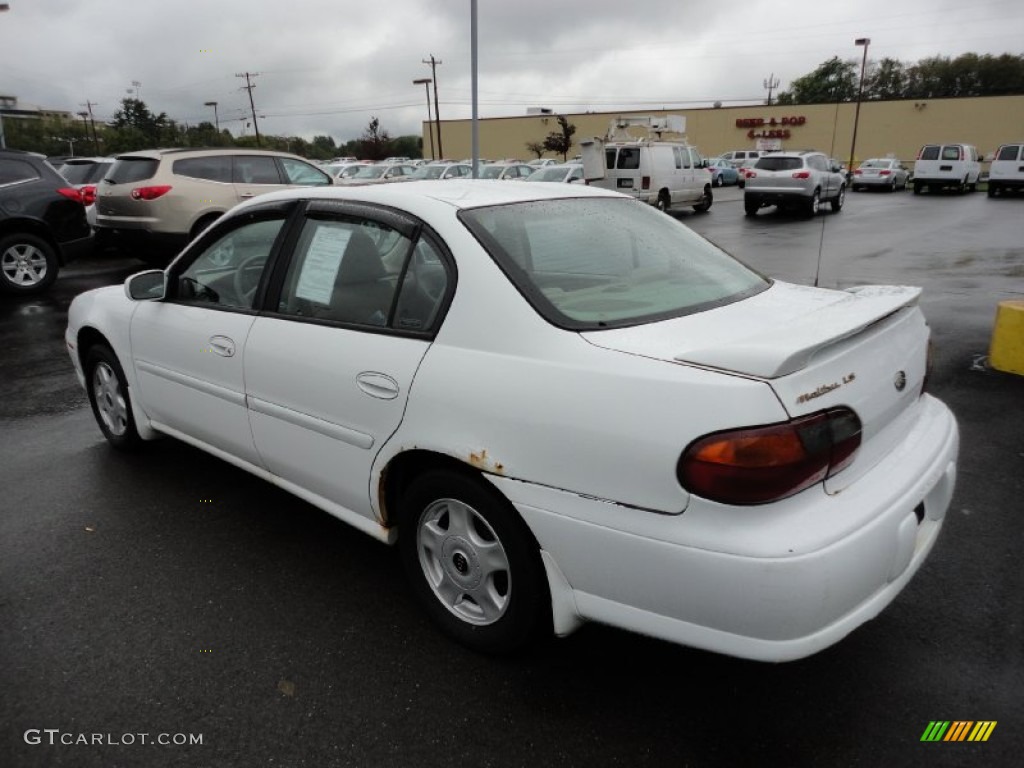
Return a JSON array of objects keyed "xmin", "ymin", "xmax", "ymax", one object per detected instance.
[{"xmin": 232, "ymin": 253, "xmax": 266, "ymax": 307}]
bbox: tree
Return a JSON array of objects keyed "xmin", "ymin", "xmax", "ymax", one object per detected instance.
[
  {"xmin": 774, "ymin": 57, "xmax": 859, "ymax": 104},
  {"xmin": 108, "ymin": 98, "xmax": 171, "ymax": 151},
  {"xmin": 524, "ymin": 140, "xmax": 546, "ymax": 159},
  {"xmin": 866, "ymin": 57, "xmax": 907, "ymax": 101},
  {"xmin": 358, "ymin": 116, "xmax": 392, "ymax": 160},
  {"xmin": 541, "ymin": 115, "xmax": 576, "ymax": 161},
  {"xmin": 390, "ymin": 134, "xmax": 423, "ymax": 159}
]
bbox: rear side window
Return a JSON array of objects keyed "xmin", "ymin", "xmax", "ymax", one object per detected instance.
[
  {"xmin": 0, "ymin": 158, "xmax": 41, "ymax": 185},
  {"xmin": 173, "ymin": 156, "xmax": 232, "ymax": 182},
  {"xmin": 919, "ymin": 146, "xmax": 940, "ymax": 161},
  {"xmin": 108, "ymin": 157, "xmax": 159, "ymax": 183},
  {"xmin": 233, "ymin": 156, "xmax": 283, "ymax": 184},
  {"xmin": 940, "ymin": 146, "xmax": 962, "ymax": 161},
  {"xmin": 996, "ymin": 145, "xmax": 1021, "ymax": 161},
  {"xmin": 615, "ymin": 148, "xmax": 641, "ymax": 170},
  {"xmin": 755, "ymin": 156, "xmax": 802, "ymax": 171}
]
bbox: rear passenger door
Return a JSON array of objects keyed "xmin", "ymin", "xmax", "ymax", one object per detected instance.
[
  {"xmin": 232, "ymin": 155, "xmax": 289, "ymax": 202},
  {"xmin": 243, "ymin": 202, "xmax": 454, "ymax": 522}
]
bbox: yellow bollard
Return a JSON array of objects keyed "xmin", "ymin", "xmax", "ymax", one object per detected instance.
[{"xmin": 989, "ymin": 300, "xmax": 1024, "ymax": 376}]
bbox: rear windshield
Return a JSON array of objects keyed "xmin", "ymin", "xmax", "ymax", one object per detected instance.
[
  {"xmin": 459, "ymin": 197, "xmax": 768, "ymax": 330},
  {"xmin": 108, "ymin": 157, "xmax": 159, "ymax": 183},
  {"xmin": 940, "ymin": 146, "xmax": 962, "ymax": 161},
  {"xmin": 754, "ymin": 156, "xmax": 802, "ymax": 171},
  {"xmin": 996, "ymin": 145, "xmax": 1021, "ymax": 161},
  {"xmin": 606, "ymin": 147, "xmax": 641, "ymax": 170},
  {"xmin": 860, "ymin": 159, "xmax": 891, "ymax": 169},
  {"xmin": 60, "ymin": 161, "xmax": 111, "ymax": 184},
  {"xmin": 919, "ymin": 146, "xmax": 940, "ymax": 160}
]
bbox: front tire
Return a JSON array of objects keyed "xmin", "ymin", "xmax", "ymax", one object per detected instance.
[
  {"xmin": 0, "ymin": 233, "xmax": 59, "ymax": 295},
  {"xmin": 830, "ymin": 185, "xmax": 845, "ymax": 212},
  {"xmin": 399, "ymin": 469, "xmax": 549, "ymax": 654},
  {"xmin": 85, "ymin": 344, "xmax": 142, "ymax": 451},
  {"xmin": 656, "ymin": 190, "xmax": 671, "ymax": 213}
]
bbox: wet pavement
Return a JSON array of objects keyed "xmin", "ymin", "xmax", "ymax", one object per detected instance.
[{"xmin": 1, "ymin": 191, "xmax": 1022, "ymax": 767}]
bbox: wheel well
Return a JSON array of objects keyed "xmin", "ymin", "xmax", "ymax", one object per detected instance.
[
  {"xmin": 0, "ymin": 220, "xmax": 61, "ymax": 262},
  {"xmin": 76, "ymin": 327, "xmax": 112, "ymax": 372},
  {"xmin": 189, "ymin": 213, "xmax": 223, "ymax": 241},
  {"xmin": 379, "ymin": 450, "xmax": 476, "ymax": 528}
]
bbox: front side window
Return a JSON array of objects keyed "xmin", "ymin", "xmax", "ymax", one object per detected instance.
[
  {"xmin": 461, "ymin": 197, "xmax": 768, "ymax": 330},
  {"xmin": 276, "ymin": 216, "xmax": 449, "ymax": 332},
  {"xmin": 616, "ymin": 148, "xmax": 641, "ymax": 170},
  {"xmin": 279, "ymin": 158, "xmax": 331, "ymax": 185},
  {"xmin": 997, "ymin": 144, "xmax": 1021, "ymax": 161},
  {"xmin": 175, "ymin": 216, "xmax": 286, "ymax": 310}
]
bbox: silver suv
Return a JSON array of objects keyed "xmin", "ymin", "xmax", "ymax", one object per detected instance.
[
  {"xmin": 95, "ymin": 148, "xmax": 332, "ymax": 263},
  {"xmin": 743, "ymin": 151, "xmax": 846, "ymax": 217}
]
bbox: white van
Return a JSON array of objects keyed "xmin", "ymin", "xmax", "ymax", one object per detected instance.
[
  {"xmin": 719, "ymin": 149, "xmax": 763, "ymax": 168},
  {"xmin": 913, "ymin": 143, "xmax": 981, "ymax": 194},
  {"xmin": 987, "ymin": 142, "xmax": 1024, "ymax": 197},
  {"xmin": 580, "ymin": 115, "xmax": 713, "ymax": 213}
]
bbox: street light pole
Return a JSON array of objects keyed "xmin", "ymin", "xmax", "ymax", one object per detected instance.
[
  {"xmin": 204, "ymin": 101, "xmax": 220, "ymax": 133},
  {"xmin": 0, "ymin": 3, "xmax": 10, "ymax": 149},
  {"xmin": 849, "ymin": 37, "xmax": 870, "ymax": 178},
  {"xmin": 412, "ymin": 78, "xmax": 434, "ymax": 160},
  {"xmin": 422, "ymin": 55, "xmax": 443, "ymax": 159},
  {"xmin": 471, "ymin": 0, "xmax": 479, "ymax": 177}
]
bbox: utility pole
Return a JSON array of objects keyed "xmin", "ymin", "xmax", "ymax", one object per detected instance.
[
  {"xmin": 412, "ymin": 78, "xmax": 434, "ymax": 160},
  {"xmin": 763, "ymin": 73, "xmax": 780, "ymax": 106},
  {"xmin": 422, "ymin": 55, "xmax": 443, "ymax": 158},
  {"xmin": 204, "ymin": 101, "xmax": 220, "ymax": 133},
  {"xmin": 80, "ymin": 100, "xmax": 100, "ymax": 154},
  {"xmin": 236, "ymin": 72, "xmax": 261, "ymax": 147}
]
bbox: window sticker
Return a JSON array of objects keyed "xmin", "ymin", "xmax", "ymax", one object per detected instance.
[{"xmin": 294, "ymin": 224, "xmax": 353, "ymax": 305}]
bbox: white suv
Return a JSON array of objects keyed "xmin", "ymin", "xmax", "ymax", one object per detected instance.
[
  {"xmin": 95, "ymin": 148, "xmax": 333, "ymax": 264},
  {"xmin": 743, "ymin": 151, "xmax": 846, "ymax": 217}
]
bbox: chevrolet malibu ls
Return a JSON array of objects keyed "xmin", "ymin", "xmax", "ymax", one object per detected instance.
[{"xmin": 66, "ymin": 181, "xmax": 958, "ymax": 661}]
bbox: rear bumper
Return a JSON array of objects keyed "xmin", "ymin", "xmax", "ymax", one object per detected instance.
[
  {"xmin": 58, "ymin": 233, "xmax": 94, "ymax": 265},
  {"xmin": 495, "ymin": 394, "xmax": 959, "ymax": 661},
  {"xmin": 93, "ymin": 226, "xmax": 186, "ymax": 259}
]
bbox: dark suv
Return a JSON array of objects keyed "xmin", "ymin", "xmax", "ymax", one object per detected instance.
[{"xmin": 0, "ymin": 149, "xmax": 92, "ymax": 294}]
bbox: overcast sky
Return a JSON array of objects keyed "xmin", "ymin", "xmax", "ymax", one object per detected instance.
[{"xmin": 2, "ymin": 0, "xmax": 1020, "ymax": 143}]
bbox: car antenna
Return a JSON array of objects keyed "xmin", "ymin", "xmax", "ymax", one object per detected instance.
[{"xmin": 815, "ymin": 91, "xmax": 844, "ymax": 288}]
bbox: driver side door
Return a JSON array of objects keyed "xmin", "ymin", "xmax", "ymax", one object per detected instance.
[{"xmin": 129, "ymin": 207, "xmax": 292, "ymax": 465}]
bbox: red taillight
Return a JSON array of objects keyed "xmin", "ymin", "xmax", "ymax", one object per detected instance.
[
  {"xmin": 677, "ymin": 407, "xmax": 862, "ymax": 505},
  {"xmin": 792, "ymin": 171, "xmax": 811, "ymax": 179},
  {"xmin": 641, "ymin": 175, "xmax": 651, "ymax": 190},
  {"xmin": 745, "ymin": 171, "xmax": 756, "ymax": 179},
  {"xmin": 131, "ymin": 185, "xmax": 172, "ymax": 201},
  {"xmin": 854, "ymin": 169, "xmax": 863, "ymax": 175},
  {"xmin": 81, "ymin": 185, "xmax": 97, "ymax": 205},
  {"xmin": 879, "ymin": 170, "xmax": 891, "ymax": 176},
  {"xmin": 56, "ymin": 187, "xmax": 84, "ymax": 204}
]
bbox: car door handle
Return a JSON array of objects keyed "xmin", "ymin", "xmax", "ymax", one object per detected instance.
[
  {"xmin": 239, "ymin": 193, "xmax": 256, "ymax": 199},
  {"xmin": 209, "ymin": 335, "xmax": 235, "ymax": 357},
  {"xmin": 356, "ymin": 372, "xmax": 399, "ymax": 400}
]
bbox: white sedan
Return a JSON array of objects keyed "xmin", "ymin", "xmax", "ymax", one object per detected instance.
[{"xmin": 66, "ymin": 181, "xmax": 958, "ymax": 661}]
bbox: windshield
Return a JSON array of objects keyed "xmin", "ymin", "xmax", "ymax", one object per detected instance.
[
  {"xmin": 411, "ymin": 165, "xmax": 446, "ymax": 180},
  {"xmin": 352, "ymin": 166, "xmax": 386, "ymax": 179},
  {"xmin": 479, "ymin": 166, "xmax": 505, "ymax": 179},
  {"xmin": 460, "ymin": 197, "xmax": 768, "ymax": 330},
  {"xmin": 530, "ymin": 167, "xmax": 569, "ymax": 182}
]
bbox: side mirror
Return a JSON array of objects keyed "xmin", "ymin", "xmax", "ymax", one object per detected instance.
[{"xmin": 124, "ymin": 270, "xmax": 166, "ymax": 301}]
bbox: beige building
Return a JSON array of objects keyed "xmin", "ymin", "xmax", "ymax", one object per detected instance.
[{"xmin": 427, "ymin": 95, "xmax": 1024, "ymax": 166}]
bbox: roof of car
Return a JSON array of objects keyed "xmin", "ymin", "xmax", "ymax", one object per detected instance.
[
  {"xmin": 113, "ymin": 148, "xmax": 311, "ymax": 159},
  {"xmin": 238, "ymin": 178, "xmax": 622, "ymax": 214}
]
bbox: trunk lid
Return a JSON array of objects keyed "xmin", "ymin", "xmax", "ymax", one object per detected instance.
[{"xmin": 581, "ymin": 281, "xmax": 930, "ymax": 492}]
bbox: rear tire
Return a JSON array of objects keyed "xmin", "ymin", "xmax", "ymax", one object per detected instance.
[
  {"xmin": 692, "ymin": 186, "xmax": 713, "ymax": 213},
  {"xmin": 744, "ymin": 199, "xmax": 759, "ymax": 217},
  {"xmin": 806, "ymin": 189, "xmax": 821, "ymax": 217},
  {"xmin": 988, "ymin": 183, "xmax": 998, "ymax": 197},
  {"xmin": 399, "ymin": 469, "xmax": 549, "ymax": 654},
  {"xmin": 913, "ymin": 181, "xmax": 922, "ymax": 195},
  {"xmin": 0, "ymin": 233, "xmax": 59, "ymax": 295}
]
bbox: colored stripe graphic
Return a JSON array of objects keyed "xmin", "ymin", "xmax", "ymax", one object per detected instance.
[
  {"xmin": 921, "ymin": 722, "xmax": 950, "ymax": 741},
  {"xmin": 920, "ymin": 721, "xmax": 996, "ymax": 742},
  {"xmin": 968, "ymin": 722, "xmax": 997, "ymax": 742}
]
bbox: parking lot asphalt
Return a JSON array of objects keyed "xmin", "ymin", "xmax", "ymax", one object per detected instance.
[{"xmin": 1, "ymin": 188, "xmax": 1022, "ymax": 767}]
